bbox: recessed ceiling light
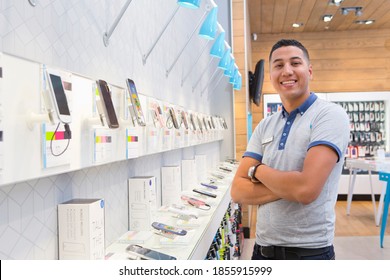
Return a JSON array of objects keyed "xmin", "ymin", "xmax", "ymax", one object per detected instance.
[
  {"xmin": 354, "ymin": 20, "xmax": 375, "ymax": 25},
  {"xmin": 323, "ymin": 15, "xmax": 333, "ymax": 22},
  {"xmin": 329, "ymin": 0, "xmax": 344, "ymax": 6},
  {"xmin": 340, "ymin": 7, "xmax": 363, "ymax": 16},
  {"xmin": 292, "ymin": 23, "xmax": 304, "ymax": 28}
]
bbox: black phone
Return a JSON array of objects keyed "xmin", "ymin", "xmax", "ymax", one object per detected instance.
[
  {"xmin": 193, "ymin": 188, "xmax": 217, "ymax": 198},
  {"xmin": 126, "ymin": 79, "xmax": 146, "ymax": 126},
  {"xmin": 96, "ymin": 80, "xmax": 119, "ymax": 129},
  {"xmin": 168, "ymin": 107, "xmax": 180, "ymax": 129},
  {"xmin": 210, "ymin": 117, "xmax": 216, "ymax": 129},
  {"xmin": 189, "ymin": 113, "xmax": 196, "ymax": 131},
  {"xmin": 202, "ymin": 117, "xmax": 208, "ymax": 131},
  {"xmin": 126, "ymin": 244, "xmax": 177, "ymax": 260}
]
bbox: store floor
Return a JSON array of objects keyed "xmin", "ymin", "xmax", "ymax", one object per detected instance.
[{"xmin": 239, "ymin": 201, "xmax": 390, "ymax": 260}]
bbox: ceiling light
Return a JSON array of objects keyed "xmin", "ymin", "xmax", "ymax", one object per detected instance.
[
  {"xmin": 340, "ymin": 7, "xmax": 363, "ymax": 16},
  {"xmin": 292, "ymin": 22, "xmax": 303, "ymax": 28},
  {"xmin": 323, "ymin": 15, "xmax": 333, "ymax": 22},
  {"xmin": 354, "ymin": 20, "xmax": 375, "ymax": 25},
  {"xmin": 251, "ymin": 33, "xmax": 258, "ymax": 41},
  {"xmin": 329, "ymin": 0, "xmax": 344, "ymax": 6}
]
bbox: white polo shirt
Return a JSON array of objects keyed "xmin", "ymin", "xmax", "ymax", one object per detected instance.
[{"xmin": 244, "ymin": 93, "xmax": 350, "ymax": 248}]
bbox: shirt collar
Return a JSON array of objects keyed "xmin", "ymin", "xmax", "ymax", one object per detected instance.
[{"xmin": 282, "ymin": 92, "xmax": 318, "ymax": 118}]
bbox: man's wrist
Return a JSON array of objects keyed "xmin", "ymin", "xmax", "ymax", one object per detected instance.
[{"xmin": 248, "ymin": 162, "xmax": 263, "ymax": 183}]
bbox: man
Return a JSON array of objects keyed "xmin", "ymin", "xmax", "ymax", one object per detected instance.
[{"xmin": 231, "ymin": 39, "xmax": 350, "ymax": 260}]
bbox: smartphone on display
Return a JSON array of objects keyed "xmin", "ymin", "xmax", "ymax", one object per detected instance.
[
  {"xmin": 210, "ymin": 117, "xmax": 216, "ymax": 129},
  {"xmin": 202, "ymin": 117, "xmax": 208, "ymax": 131},
  {"xmin": 45, "ymin": 69, "xmax": 71, "ymax": 124},
  {"xmin": 220, "ymin": 117, "xmax": 228, "ymax": 129},
  {"xmin": 196, "ymin": 116, "xmax": 203, "ymax": 133},
  {"xmin": 126, "ymin": 78, "xmax": 146, "ymax": 126},
  {"xmin": 96, "ymin": 80, "xmax": 119, "ymax": 129},
  {"xmin": 126, "ymin": 244, "xmax": 177, "ymax": 260},
  {"xmin": 151, "ymin": 102, "xmax": 165, "ymax": 127},
  {"xmin": 200, "ymin": 182, "xmax": 218, "ymax": 190},
  {"xmin": 168, "ymin": 107, "xmax": 180, "ymax": 129},
  {"xmin": 151, "ymin": 222, "xmax": 187, "ymax": 236},
  {"xmin": 168, "ymin": 205, "xmax": 198, "ymax": 219},
  {"xmin": 180, "ymin": 111, "xmax": 189, "ymax": 129},
  {"xmin": 193, "ymin": 188, "xmax": 217, "ymax": 198},
  {"xmin": 189, "ymin": 113, "xmax": 196, "ymax": 131}
]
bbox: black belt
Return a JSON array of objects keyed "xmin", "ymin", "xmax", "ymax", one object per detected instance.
[{"xmin": 254, "ymin": 243, "xmax": 332, "ymax": 259}]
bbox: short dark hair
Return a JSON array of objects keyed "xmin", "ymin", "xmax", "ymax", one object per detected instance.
[{"xmin": 269, "ymin": 39, "xmax": 310, "ymax": 62}]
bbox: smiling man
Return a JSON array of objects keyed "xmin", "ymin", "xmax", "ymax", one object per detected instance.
[{"xmin": 231, "ymin": 39, "xmax": 350, "ymax": 260}]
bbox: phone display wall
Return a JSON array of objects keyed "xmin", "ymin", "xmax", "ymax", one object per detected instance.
[
  {"xmin": 0, "ymin": 0, "xmax": 235, "ymax": 261},
  {"xmin": 336, "ymin": 101, "xmax": 386, "ymax": 160},
  {"xmin": 0, "ymin": 53, "xmax": 226, "ymax": 186}
]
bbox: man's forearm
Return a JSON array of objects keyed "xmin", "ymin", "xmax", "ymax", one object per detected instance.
[{"xmin": 231, "ymin": 177, "xmax": 280, "ymax": 205}]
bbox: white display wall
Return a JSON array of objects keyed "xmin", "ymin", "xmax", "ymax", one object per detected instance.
[{"xmin": 0, "ymin": 0, "xmax": 235, "ymax": 259}]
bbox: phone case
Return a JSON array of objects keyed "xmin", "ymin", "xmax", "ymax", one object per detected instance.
[
  {"xmin": 126, "ymin": 79, "xmax": 146, "ymax": 126},
  {"xmin": 180, "ymin": 111, "xmax": 189, "ymax": 129},
  {"xmin": 168, "ymin": 205, "xmax": 198, "ymax": 219},
  {"xmin": 126, "ymin": 244, "xmax": 177, "ymax": 260},
  {"xmin": 193, "ymin": 188, "xmax": 217, "ymax": 198},
  {"xmin": 168, "ymin": 107, "xmax": 180, "ymax": 129},
  {"xmin": 196, "ymin": 116, "xmax": 203, "ymax": 133},
  {"xmin": 180, "ymin": 195, "xmax": 211, "ymax": 210},
  {"xmin": 151, "ymin": 222, "xmax": 187, "ymax": 236},
  {"xmin": 200, "ymin": 182, "xmax": 218, "ymax": 190},
  {"xmin": 189, "ymin": 114, "xmax": 196, "ymax": 131},
  {"xmin": 96, "ymin": 80, "xmax": 119, "ymax": 129},
  {"xmin": 151, "ymin": 102, "xmax": 165, "ymax": 127}
]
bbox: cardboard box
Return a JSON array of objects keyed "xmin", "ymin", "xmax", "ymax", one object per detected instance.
[
  {"xmin": 58, "ymin": 198, "xmax": 105, "ymax": 260},
  {"xmin": 128, "ymin": 176, "xmax": 157, "ymax": 231},
  {"xmin": 161, "ymin": 166, "xmax": 182, "ymax": 205}
]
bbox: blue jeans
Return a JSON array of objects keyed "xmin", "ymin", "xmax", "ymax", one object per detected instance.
[{"xmin": 251, "ymin": 243, "xmax": 335, "ymax": 260}]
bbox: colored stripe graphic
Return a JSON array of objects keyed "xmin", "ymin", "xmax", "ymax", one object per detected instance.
[
  {"xmin": 127, "ymin": 136, "xmax": 138, "ymax": 142},
  {"xmin": 96, "ymin": 136, "xmax": 112, "ymax": 143},
  {"xmin": 46, "ymin": 131, "xmax": 65, "ymax": 140}
]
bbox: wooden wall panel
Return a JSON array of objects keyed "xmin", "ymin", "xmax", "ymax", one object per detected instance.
[
  {"xmin": 250, "ymin": 29, "xmax": 390, "ymax": 130},
  {"xmin": 232, "ymin": 0, "xmax": 250, "ymax": 160}
]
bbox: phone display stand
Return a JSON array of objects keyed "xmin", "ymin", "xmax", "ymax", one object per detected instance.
[
  {"xmin": 84, "ymin": 116, "xmax": 103, "ymax": 127},
  {"xmin": 152, "ymin": 228, "xmax": 177, "ymax": 239},
  {"xmin": 118, "ymin": 117, "xmax": 134, "ymax": 128},
  {"xmin": 26, "ymin": 110, "xmax": 53, "ymax": 130},
  {"xmin": 173, "ymin": 213, "xmax": 196, "ymax": 221}
]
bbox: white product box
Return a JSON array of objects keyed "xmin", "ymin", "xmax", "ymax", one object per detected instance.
[
  {"xmin": 58, "ymin": 198, "xmax": 105, "ymax": 260},
  {"xmin": 181, "ymin": 159, "xmax": 197, "ymax": 191},
  {"xmin": 128, "ymin": 176, "xmax": 157, "ymax": 231},
  {"xmin": 161, "ymin": 166, "xmax": 182, "ymax": 205},
  {"xmin": 195, "ymin": 154, "xmax": 207, "ymax": 183}
]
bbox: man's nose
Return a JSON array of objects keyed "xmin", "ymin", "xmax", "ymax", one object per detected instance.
[{"xmin": 282, "ymin": 64, "xmax": 293, "ymax": 76}]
